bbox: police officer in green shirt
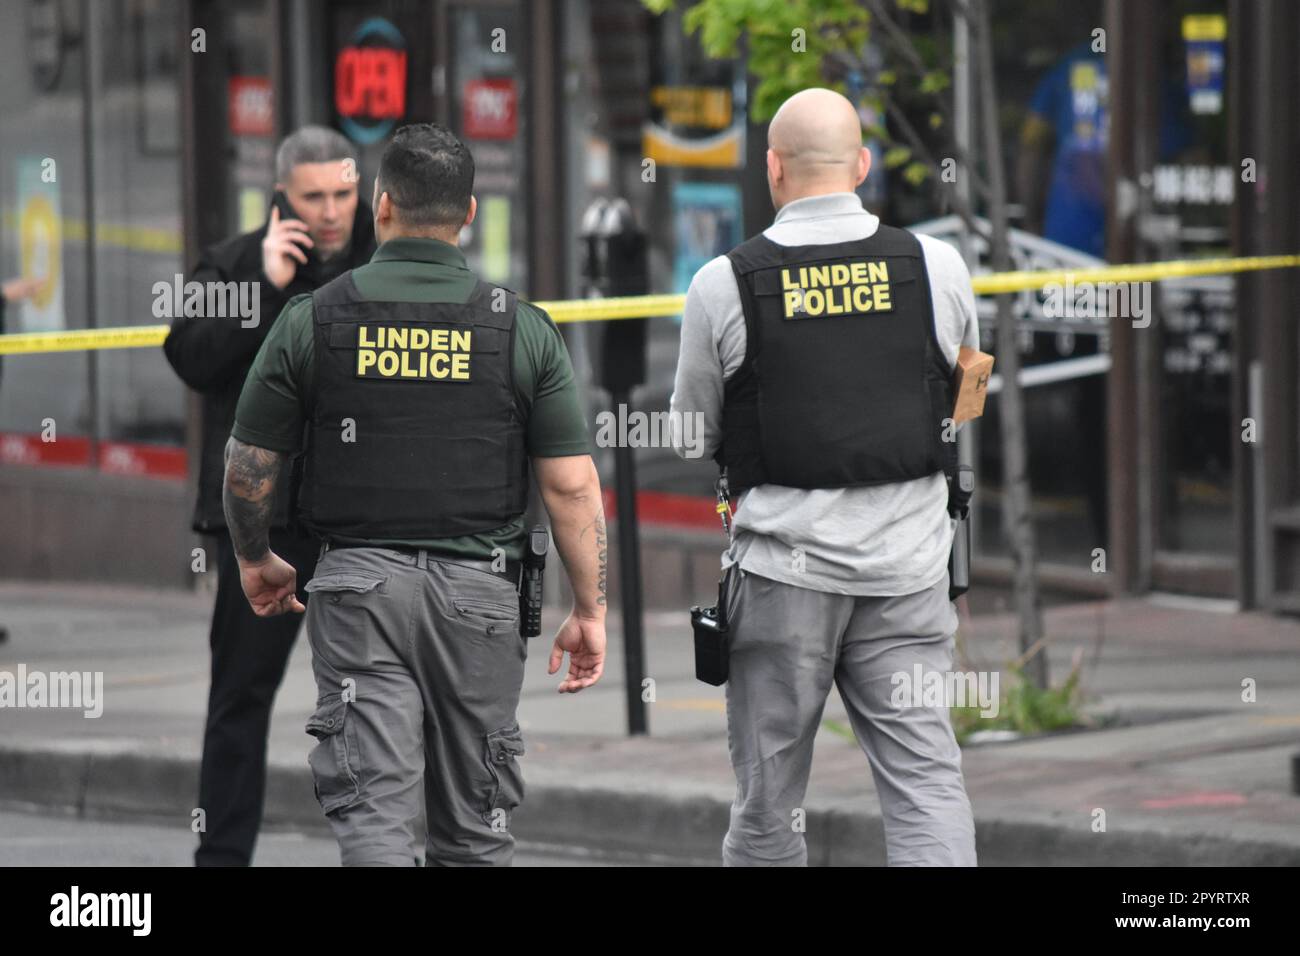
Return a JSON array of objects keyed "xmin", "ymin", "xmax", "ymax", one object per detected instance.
[{"xmin": 222, "ymin": 123, "xmax": 608, "ymax": 866}]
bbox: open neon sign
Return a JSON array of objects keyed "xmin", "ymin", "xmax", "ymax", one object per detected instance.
[{"xmin": 335, "ymin": 17, "xmax": 407, "ymax": 144}]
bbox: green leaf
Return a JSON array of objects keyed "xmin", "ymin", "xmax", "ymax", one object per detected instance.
[
  {"xmin": 883, "ymin": 146, "xmax": 912, "ymax": 169},
  {"xmin": 903, "ymin": 161, "xmax": 930, "ymax": 186},
  {"xmin": 948, "ymin": 660, "xmax": 1087, "ymax": 745},
  {"xmin": 641, "ymin": 0, "xmax": 952, "ymax": 124},
  {"xmin": 919, "ymin": 70, "xmax": 950, "ymax": 94}
]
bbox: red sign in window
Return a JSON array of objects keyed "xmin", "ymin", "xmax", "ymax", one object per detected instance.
[
  {"xmin": 228, "ymin": 76, "xmax": 274, "ymax": 137},
  {"xmin": 335, "ymin": 47, "xmax": 408, "ymax": 120},
  {"xmin": 0, "ymin": 434, "xmax": 187, "ymax": 480},
  {"xmin": 0, "ymin": 433, "xmax": 91, "ymax": 468},
  {"xmin": 463, "ymin": 79, "xmax": 518, "ymax": 140},
  {"xmin": 97, "ymin": 442, "xmax": 188, "ymax": 480}
]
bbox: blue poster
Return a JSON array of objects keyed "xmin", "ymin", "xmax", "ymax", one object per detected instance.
[{"xmin": 672, "ymin": 182, "xmax": 743, "ymax": 297}]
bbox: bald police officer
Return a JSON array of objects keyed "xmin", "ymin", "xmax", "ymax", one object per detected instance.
[
  {"xmin": 223, "ymin": 123, "xmax": 607, "ymax": 866},
  {"xmin": 671, "ymin": 89, "xmax": 979, "ymax": 866}
]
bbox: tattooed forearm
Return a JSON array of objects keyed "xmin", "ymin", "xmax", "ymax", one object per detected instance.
[
  {"xmin": 594, "ymin": 513, "xmax": 608, "ymax": 607},
  {"xmin": 222, "ymin": 437, "xmax": 282, "ymax": 563}
]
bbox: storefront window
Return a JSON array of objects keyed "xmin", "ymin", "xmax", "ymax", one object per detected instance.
[
  {"xmin": 0, "ymin": 1, "xmax": 186, "ymax": 473},
  {"xmin": 964, "ymin": 0, "xmax": 1113, "ymax": 568},
  {"xmin": 447, "ymin": 1, "xmax": 528, "ymax": 290},
  {"xmin": 225, "ymin": 0, "xmax": 276, "ymax": 237},
  {"xmin": 94, "ymin": 0, "xmax": 185, "ymax": 456},
  {"xmin": 0, "ymin": 0, "xmax": 93, "ymax": 463},
  {"xmin": 1154, "ymin": 9, "xmax": 1234, "ymax": 557}
]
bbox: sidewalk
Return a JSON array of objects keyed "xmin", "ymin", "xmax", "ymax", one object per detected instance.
[{"xmin": 1, "ymin": 580, "xmax": 1298, "ymax": 865}]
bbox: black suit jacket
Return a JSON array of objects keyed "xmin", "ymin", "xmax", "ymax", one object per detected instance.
[{"xmin": 163, "ymin": 202, "xmax": 377, "ymax": 533}]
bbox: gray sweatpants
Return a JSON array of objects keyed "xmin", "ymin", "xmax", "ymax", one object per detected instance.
[
  {"xmin": 722, "ymin": 569, "xmax": 977, "ymax": 866},
  {"xmin": 302, "ymin": 545, "xmax": 527, "ymax": 866}
]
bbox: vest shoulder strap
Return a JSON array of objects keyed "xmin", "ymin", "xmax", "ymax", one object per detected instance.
[
  {"xmin": 466, "ymin": 279, "xmax": 522, "ymax": 419},
  {"xmin": 311, "ymin": 270, "xmax": 364, "ymax": 311},
  {"xmin": 311, "ymin": 274, "xmax": 517, "ymax": 321},
  {"xmin": 725, "ymin": 233, "xmax": 782, "ymax": 275},
  {"xmin": 464, "ymin": 279, "xmax": 518, "ymax": 329},
  {"xmin": 726, "ymin": 223, "xmax": 924, "ymax": 277}
]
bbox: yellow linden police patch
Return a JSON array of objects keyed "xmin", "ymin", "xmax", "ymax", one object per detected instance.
[
  {"xmin": 780, "ymin": 260, "xmax": 893, "ymax": 319},
  {"xmin": 356, "ymin": 325, "xmax": 472, "ymax": 381}
]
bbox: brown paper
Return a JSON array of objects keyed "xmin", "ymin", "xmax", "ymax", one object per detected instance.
[{"xmin": 951, "ymin": 346, "xmax": 994, "ymax": 425}]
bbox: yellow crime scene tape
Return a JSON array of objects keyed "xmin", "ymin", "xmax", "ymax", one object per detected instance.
[
  {"xmin": 2, "ymin": 253, "xmax": 1299, "ymax": 356},
  {"xmin": 968, "ymin": 253, "xmax": 1300, "ymax": 295},
  {"xmin": 0, "ymin": 325, "xmax": 173, "ymax": 354}
]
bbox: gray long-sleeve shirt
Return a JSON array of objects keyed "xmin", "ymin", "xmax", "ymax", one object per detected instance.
[{"xmin": 669, "ymin": 192, "xmax": 979, "ymax": 596}]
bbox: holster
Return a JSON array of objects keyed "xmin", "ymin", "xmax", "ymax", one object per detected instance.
[{"xmin": 947, "ymin": 464, "xmax": 974, "ymax": 600}]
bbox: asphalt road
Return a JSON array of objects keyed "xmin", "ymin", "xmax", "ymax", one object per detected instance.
[{"xmin": 0, "ymin": 808, "xmax": 651, "ymax": 867}]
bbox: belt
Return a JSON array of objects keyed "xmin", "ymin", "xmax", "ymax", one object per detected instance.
[{"xmin": 320, "ymin": 540, "xmax": 522, "ymax": 584}]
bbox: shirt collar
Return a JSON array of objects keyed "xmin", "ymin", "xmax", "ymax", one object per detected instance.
[
  {"xmin": 370, "ymin": 236, "xmax": 469, "ymax": 270},
  {"xmin": 772, "ymin": 192, "xmax": 871, "ymax": 223}
]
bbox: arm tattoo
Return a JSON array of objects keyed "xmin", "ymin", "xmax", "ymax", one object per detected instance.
[
  {"xmin": 222, "ymin": 437, "xmax": 282, "ymax": 563},
  {"xmin": 594, "ymin": 513, "xmax": 608, "ymax": 607}
]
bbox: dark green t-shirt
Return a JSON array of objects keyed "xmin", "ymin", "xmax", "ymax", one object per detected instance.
[{"xmin": 232, "ymin": 236, "xmax": 590, "ymax": 561}]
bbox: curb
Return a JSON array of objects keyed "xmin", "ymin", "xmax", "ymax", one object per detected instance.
[{"xmin": 3, "ymin": 745, "xmax": 1299, "ymax": 866}]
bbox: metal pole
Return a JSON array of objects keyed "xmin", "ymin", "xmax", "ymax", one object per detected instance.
[
  {"xmin": 612, "ymin": 392, "xmax": 647, "ymax": 736},
  {"xmin": 953, "ymin": 6, "xmax": 973, "ymax": 267},
  {"xmin": 80, "ymin": 0, "xmax": 100, "ymax": 462},
  {"xmin": 580, "ymin": 199, "xmax": 649, "ymax": 736},
  {"xmin": 952, "ymin": 3, "xmax": 978, "ymax": 554}
]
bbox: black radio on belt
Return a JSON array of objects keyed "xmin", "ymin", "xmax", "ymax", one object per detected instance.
[
  {"xmin": 692, "ymin": 477, "xmax": 734, "ymax": 686},
  {"xmin": 518, "ymin": 526, "xmax": 548, "ymax": 637},
  {"xmin": 691, "ymin": 572, "xmax": 731, "ymax": 686}
]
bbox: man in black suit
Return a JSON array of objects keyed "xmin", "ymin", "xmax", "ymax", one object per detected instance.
[{"xmin": 163, "ymin": 126, "xmax": 377, "ymax": 866}]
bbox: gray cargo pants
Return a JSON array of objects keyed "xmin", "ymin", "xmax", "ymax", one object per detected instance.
[
  {"xmin": 722, "ymin": 569, "xmax": 977, "ymax": 866},
  {"xmin": 302, "ymin": 545, "xmax": 527, "ymax": 866}
]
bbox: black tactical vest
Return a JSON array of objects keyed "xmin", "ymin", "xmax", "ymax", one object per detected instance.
[
  {"xmin": 298, "ymin": 273, "xmax": 529, "ymax": 540},
  {"xmin": 719, "ymin": 225, "xmax": 955, "ymax": 495}
]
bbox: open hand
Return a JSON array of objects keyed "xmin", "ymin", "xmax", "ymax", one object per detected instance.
[{"xmin": 548, "ymin": 612, "xmax": 606, "ymax": 693}]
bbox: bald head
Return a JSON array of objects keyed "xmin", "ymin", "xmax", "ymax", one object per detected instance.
[{"xmin": 766, "ymin": 88, "xmax": 870, "ymax": 209}]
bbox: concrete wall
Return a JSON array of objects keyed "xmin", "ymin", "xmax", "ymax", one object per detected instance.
[
  {"xmin": 0, "ymin": 466, "xmax": 195, "ymax": 589},
  {"xmin": 0, "ymin": 465, "xmax": 727, "ymax": 611},
  {"xmin": 1, "ymin": 463, "xmax": 1123, "ymax": 615}
]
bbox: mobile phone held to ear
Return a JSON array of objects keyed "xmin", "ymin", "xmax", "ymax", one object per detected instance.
[
  {"xmin": 269, "ymin": 190, "xmax": 319, "ymax": 267},
  {"xmin": 270, "ymin": 189, "xmax": 298, "ymax": 222}
]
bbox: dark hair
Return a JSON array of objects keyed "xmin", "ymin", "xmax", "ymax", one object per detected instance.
[{"xmin": 376, "ymin": 123, "xmax": 474, "ymax": 228}]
